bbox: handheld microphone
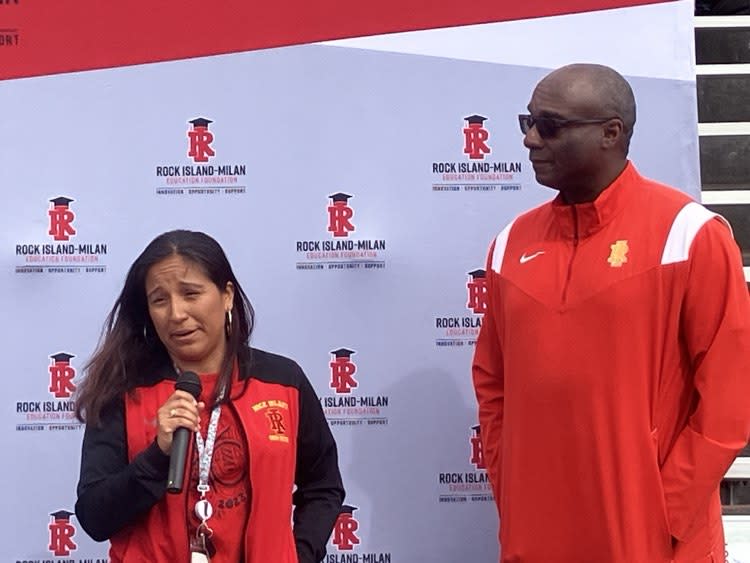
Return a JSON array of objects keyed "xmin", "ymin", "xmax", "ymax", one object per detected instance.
[{"xmin": 167, "ymin": 371, "xmax": 202, "ymax": 494}]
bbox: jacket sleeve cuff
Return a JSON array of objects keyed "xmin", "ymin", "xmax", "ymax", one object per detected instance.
[{"xmin": 132, "ymin": 439, "xmax": 171, "ymax": 483}]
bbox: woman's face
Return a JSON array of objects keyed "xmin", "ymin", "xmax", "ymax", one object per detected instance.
[{"xmin": 145, "ymin": 254, "xmax": 234, "ymax": 374}]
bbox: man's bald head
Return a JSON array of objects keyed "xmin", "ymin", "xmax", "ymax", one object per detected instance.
[
  {"xmin": 524, "ymin": 64, "xmax": 636, "ymax": 201},
  {"xmin": 539, "ymin": 64, "xmax": 636, "ymax": 154}
]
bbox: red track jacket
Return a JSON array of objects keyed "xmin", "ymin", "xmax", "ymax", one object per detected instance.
[{"xmin": 473, "ymin": 162, "xmax": 750, "ymax": 562}]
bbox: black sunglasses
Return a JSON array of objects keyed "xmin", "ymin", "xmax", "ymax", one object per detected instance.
[{"xmin": 518, "ymin": 114, "xmax": 617, "ymax": 139}]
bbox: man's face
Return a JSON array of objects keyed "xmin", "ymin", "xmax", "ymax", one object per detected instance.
[{"xmin": 523, "ymin": 74, "xmax": 609, "ymax": 197}]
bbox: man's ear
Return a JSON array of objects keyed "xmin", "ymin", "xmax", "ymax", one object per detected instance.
[{"xmin": 601, "ymin": 118, "xmax": 624, "ymax": 150}]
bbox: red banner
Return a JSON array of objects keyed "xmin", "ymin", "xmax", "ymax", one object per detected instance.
[{"xmin": 0, "ymin": 0, "xmax": 674, "ymax": 80}]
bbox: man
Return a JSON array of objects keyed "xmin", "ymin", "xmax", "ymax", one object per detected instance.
[{"xmin": 472, "ymin": 63, "xmax": 750, "ymax": 562}]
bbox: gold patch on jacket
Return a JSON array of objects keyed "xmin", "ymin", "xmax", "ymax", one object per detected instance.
[
  {"xmin": 252, "ymin": 400, "xmax": 291, "ymax": 443},
  {"xmin": 607, "ymin": 240, "xmax": 629, "ymax": 267}
]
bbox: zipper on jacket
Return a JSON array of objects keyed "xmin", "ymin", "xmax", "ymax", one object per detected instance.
[{"xmin": 562, "ymin": 205, "xmax": 579, "ymax": 305}]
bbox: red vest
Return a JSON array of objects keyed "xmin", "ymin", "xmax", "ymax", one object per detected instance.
[{"xmin": 110, "ymin": 377, "xmax": 300, "ymax": 562}]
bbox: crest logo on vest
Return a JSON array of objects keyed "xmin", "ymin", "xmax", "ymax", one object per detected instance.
[
  {"xmin": 14, "ymin": 197, "xmax": 108, "ymax": 275},
  {"xmin": 251, "ymin": 399, "xmax": 291, "ymax": 444},
  {"xmin": 266, "ymin": 407, "xmax": 288, "ymax": 443},
  {"xmin": 432, "ymin": 114, "xmax": 522, "ymax": 193},
  {"xmin": 608, "ymin": 239, "xmax": 629, "ymax": 268},
  {"xmin": 155, "ymin": 116, "xmax": 247, "ymax": 196}
]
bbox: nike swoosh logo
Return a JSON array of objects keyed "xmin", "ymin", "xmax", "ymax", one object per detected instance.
[{"xmin": 519, "ymin": 251, "xmax": 545, "ymax": 264}]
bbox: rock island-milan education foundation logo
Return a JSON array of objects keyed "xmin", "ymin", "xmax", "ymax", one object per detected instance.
[
  {"xmin": 15, "ymin": 352, "xmax": 82, "ymax": 432},
  {"xmin": 433, "ymin": 268, "xmax": 485, "ymax": 348},
  {"xmin": 295, "ymin": 193, "xmax": 387, "ymax": 271},
  {"xmin": 432, "ymin": 114, "xmax": 522, "ymax": 193},
  {"xmin": 319, "ymin": 348, "xmax": 389, "ymax": 427},
  {"xmin": 326, "ymin": 504, "xmax": 391, "ymax": 563},
  {"xmin": 155, "ymin": 117, "xmax": 247, "ymax": 196},
  {"xmin": 437, "ymin": 424, "xmax": 493, "ymax": 504},
  {"xmin": 14, "ymin": 197, "xmax": 108, "ymax": 275}
]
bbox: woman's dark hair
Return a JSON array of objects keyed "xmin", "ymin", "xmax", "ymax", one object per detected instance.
[{"xmin": 75, "ymin": 230, "xmax": 254, "ymax": 425}]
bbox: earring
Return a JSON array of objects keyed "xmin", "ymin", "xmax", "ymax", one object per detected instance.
[{"xmin": 225, "ymin": 309, "xmax": 233, "ymax": 337}]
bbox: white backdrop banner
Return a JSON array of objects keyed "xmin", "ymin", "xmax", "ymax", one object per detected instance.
[{"xmin": 0, "ymin": 1, "xmax": 705, "ymax": 561}]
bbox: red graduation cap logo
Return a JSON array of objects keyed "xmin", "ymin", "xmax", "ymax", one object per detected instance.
[
  {"xmin": 48, "ymin": 196, "xmax": 76, "ymax": 242},
  {"xmin": 329, "ymin": 348, "xmax": 357, "ymax": 394},
  {"xmin": 466, "ymin": 269, "xmax": 487, "ymax": 315},
  {"xmin": 327, "ymin": 193, "xmax": 355, "ymax": 238},
  {"xmin": 49, "ymin": 352, "xmax": 76, "ymax": 399},
  {"xmin": 332, "ymin": 505, "xmax": 360, "ymax": 551},
  {"xmin": 463, "ymin": 114, "xmax": 491, "ymax": 160},
  {"xmin": 48, "ymin": 509, "xmax": 77, "ymax": 557},
  {"xmin": 187, "ymin": 116, "xmax": 215, "ymax": 163}
]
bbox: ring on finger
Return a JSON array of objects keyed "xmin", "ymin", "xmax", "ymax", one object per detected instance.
[{"xmin": 169, "ymin": 408, "xmax": 177, "ymax": 418}]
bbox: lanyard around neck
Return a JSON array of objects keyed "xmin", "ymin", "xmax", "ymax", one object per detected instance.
[{"xmin": 195, "ymin": 404, "xmax": 222, "ymax": 497}]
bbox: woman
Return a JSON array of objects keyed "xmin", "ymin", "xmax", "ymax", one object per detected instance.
[{"xmin": 75, "ymin": 229, "xmax": 344, "ymax": 563}]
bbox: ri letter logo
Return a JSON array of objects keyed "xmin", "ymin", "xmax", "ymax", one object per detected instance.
[
  {"xmin": 48, "ymin": 196, "xmax": 76, "ymax": 242},
  {"xmin": 48, "ymin": 509, "xmax": 77, "ymax": 557},
  {"xmin": 327, "ymin": 504, "xmax": 391, "ymax": 562},
  {"xmin": 463, "ymin": 114, "xmax": 491, "ymax": 160},
  {"xmin": 332, "ymin": 505, "xmax": 360, "ymax": 551},
  {"xmin": 187, "ymin": 117, "xmax": 215, "ymax": 163},
  {"xmin": 327, "ymin": 193, "xmax": 355, "ymax": 238},
  {"xmin": 466, "ymin": 269, "xmax": 487, "ymax": 315},
  {"xmin": 49, "ymin": 352, "xmax": 76, "ymax": 399},
  {"xmin": 329, "ymin": 348, "xmax": 358, "ymax": 394}
]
